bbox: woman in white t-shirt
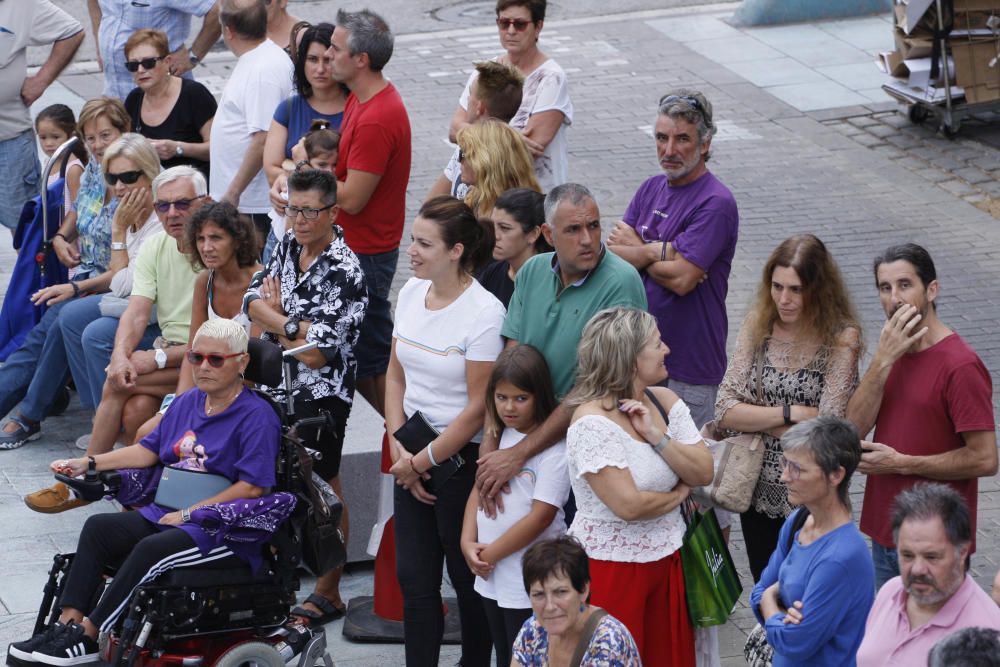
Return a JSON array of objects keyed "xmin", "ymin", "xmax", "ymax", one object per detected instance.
[
  {"xmin": 565, "ymin": 307, "xmax": 714, "ymax": 666},
  {"xmin": 386, "ymin": 196, "xmax": 506, "ymax": 667},
  {"xmin": 448, "ymin": 0, "xmax": 573, "ymax": 192},
  {"xmin": 460, "ymin": 343, "xmax": 569, "ymax": 666}
]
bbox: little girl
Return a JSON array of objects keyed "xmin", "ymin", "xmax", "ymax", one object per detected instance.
[
  {"xmin": 35, "ymin": 104, "xmax": 87, "ymax": 215},
  {"xmin": 461, "ymin": 344, "xmax": 571, "ymax": 667}
]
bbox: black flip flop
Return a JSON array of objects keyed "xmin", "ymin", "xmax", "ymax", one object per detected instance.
[{"xmin": 290, "ymin": 593, "xmax": 347, "ymax": 626}]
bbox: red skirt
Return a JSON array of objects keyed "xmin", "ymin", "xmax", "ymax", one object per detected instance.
[{"xmin": 588, "ymin": 550, "xmax": 695, "ymax": 667}]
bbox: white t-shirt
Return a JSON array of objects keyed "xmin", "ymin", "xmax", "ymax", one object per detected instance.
[
  {"xmin": 442, "ymin": 147, "xmax": 469, "ymax": 200},
  {"xmin": 474, "ymin": 427, "xmax": 570, "ymax": 609},
  {"xmin": 392, "ymin": 277, "xmax": 505, "ymax": 439},
  {"xmin": 0, "ymin": 1, "xmax": 82, "ymax": 140},
  {"xmin": 109, "ymin": 212, "xmax": 163, "ymax": 298},
  {"xmin": 459, "ymin": 58, "xmax": 573, "ymax": 192},
  {"xmin": 566, "ymin": 400, "xmax": 702, "ymax": 563},
  {"xmin": 209, "ymin": 39, "xmax": 293, "ymax": 213}
]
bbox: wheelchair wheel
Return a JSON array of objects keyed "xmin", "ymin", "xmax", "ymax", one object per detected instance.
[{"xmin": 212, "ymin": 641, "xmax": 286, "ymax": 667}]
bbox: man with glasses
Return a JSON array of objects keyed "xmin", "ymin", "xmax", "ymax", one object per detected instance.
[
  {"xmin": 24, "ymin": 166, "xmax": 209, "ymax": 512},
  {"xmin": 88, "ymin": 0, "xmax": 220, "ymax": 100},
  {"xmin": 607, "ymin": 89, "xmax": 738, "ymax": 428},
  {"xmin": 448, "ymin": 0, "xmax": 572, "ymax": 193},
  {"xmin": 244, "ymin": 168, "xmax": 367, "ymax": 624}
]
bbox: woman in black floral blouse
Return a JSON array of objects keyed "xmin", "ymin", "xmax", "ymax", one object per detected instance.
[{"xmin": 243, "ymin": 168, "xmax": 367, "ymax": 624}]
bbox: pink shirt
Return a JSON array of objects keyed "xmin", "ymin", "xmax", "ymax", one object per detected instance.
[{"xmin": 857, "ymin": 575, "xmax": 1000, "ymax": 667}]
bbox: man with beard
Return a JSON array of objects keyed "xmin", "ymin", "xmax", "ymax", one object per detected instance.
[
  {"xmin": 847, "ymin": 243, "xmax": 997, "ymax": 588},
  {"xmin": 856, "ymin": 484, "xmax": 1000, "ymax": 666},
  {"xmin": 607, "ymin": 89, "xmax": 738, "ymax": 428}
]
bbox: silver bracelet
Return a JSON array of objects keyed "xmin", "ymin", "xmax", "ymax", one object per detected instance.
[
  {"xmin": 652, "ymin": 433, "xmax": 669, "ymax": 455},
  {"xmin": 181, "ymin": 507, "xmax": 191, "ymax": 522}
]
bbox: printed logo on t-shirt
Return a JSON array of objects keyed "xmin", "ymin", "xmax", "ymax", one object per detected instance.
[
  {"xmin": 515, "ymin": 466, "xmax": 537, "ymax": 485},
  {"xmin": 653, "ymin": 209, "xmax": 670, "ymax": 219},
  {"xmin": 172, "ymin": 431, "xmax": 209, "ymax": 471}
]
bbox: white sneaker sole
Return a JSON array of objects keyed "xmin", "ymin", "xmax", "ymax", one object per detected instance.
[
  {"xmin": 30, "ymin": 651, "xmax": 99, "ymax": 666},
  {"xmin": 7, "ymin": 643, "xmax": 41, "ymax": 661}
]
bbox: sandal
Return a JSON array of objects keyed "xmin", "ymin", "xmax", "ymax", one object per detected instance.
[{"xmin": 290, "ymin": 593, "xmax": 346, "ymax": 626}]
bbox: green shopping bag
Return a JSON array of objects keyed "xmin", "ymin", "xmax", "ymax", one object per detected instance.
[{"xmin": 679, "ymin": 503, "xmax": 742, "ymax": 627}]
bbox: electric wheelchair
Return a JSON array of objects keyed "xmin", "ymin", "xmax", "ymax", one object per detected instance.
[{"xmin": 8, "ymin": 339, "xmax": 345, "ymax": 667}]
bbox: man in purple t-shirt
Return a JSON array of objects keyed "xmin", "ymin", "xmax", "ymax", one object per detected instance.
[{"xmin": 607, "ymin": 89, "xmax": 738, "ymax": 427}]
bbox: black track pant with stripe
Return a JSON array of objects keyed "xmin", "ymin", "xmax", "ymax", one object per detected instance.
[{"xmin": 59, "ymin": 511, "xmax": 242, "ymax": 633}]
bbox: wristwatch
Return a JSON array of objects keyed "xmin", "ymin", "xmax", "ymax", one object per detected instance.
[
  {"xmin": 154, "ymin": 348, "xmax": 168, "ymax": 370},
  {"xmin": 175, "ymin": 143, "xmax": 184, "ymax": 157},
  {"xmin": 189, "ymin": 54, "xmax": 201, "ymax": 68},
  {"xmin": 283, "ymin": 316, "xmax": 300, "ymax": 340}
]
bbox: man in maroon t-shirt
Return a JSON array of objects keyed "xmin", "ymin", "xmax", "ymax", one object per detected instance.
[
  {"xmin": 847, "ymin": 243, "xmax": 997, "ymax": 589},
  {"xmin": 327, "ymin": 8, "xmax": 411, "ymax": 418}
]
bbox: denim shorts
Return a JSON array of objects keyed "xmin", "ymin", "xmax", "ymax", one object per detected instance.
[
  {"xmin": 0, "ymin": 129, "xmax": 41, "ymax": 231},
  {"xmin": 355, "ymin": 248, "xmax": 398, "ymax": 379}
]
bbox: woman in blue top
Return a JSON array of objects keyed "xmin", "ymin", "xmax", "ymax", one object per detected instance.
[{"xmin": 749, "ymin": 416, "xmax": 874, "ymax": 666}]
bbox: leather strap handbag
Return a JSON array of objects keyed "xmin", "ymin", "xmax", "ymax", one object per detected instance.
[
  {"xmin": 570, "ymin": 608, "xmax": 609, "ymax": 666},
  {"xmin": 693, "ymin": 347, "xmax": 766, "ymax": 513}
]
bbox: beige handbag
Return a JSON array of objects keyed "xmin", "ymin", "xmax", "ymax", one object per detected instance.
[{"xmin": 693, "ymin": 348, "xmax": 766, "ymax": 513}]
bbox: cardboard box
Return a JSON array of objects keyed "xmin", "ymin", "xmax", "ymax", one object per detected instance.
[
  {"xmin": 904, "ymin": 56, "xmax": 955, "ymax": 88},
  {"xmin": 895, "ymin": 26, "xmax": 935, "ymax": 59},
  {"xmin": 952, "ymin": 38, "xmax": 1000, "ymax": 102},
  {"xmin": 878, "ymin": 50, "xmax": 909, "ymax": 78},
  {"xmin": 953, "ymin": 9, "xmax": 1000, "ymax": 31},
  {"xmin": 954, "ymin": 0, "xmax": 1000, "ymax": 11}
]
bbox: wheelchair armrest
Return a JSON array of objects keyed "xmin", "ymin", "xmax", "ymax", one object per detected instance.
[{"xmin": 54, "ymin": 471, "xmax": 121, "ymax": 502}]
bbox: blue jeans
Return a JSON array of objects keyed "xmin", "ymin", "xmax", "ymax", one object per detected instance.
[
  {"xmin": 0, "ymin": 129, "xmax": 40, "ymax": 231},
  {"xmin": 0, "ymin": 298, "xmax": 71, "ymax": 423},
  {"xmin": 872, "ymin": 542, "xmax": 899, "ymax": 590},
  {"xmin": 59, "ymin": 295, "xmax": 159, "ymax": 409},
  {"xmin": 355, "ymin": 249, "xmax": 398, "ymax": 379}
]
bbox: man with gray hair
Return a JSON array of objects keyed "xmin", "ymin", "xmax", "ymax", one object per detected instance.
[
  {"xmin": 477, "ymin": 183, "xmax": 646, "ymax": 508},
  {"xmin": 856, "ymin": 483, "xmax": 1000, "ymax": 667},
  {"xmin": 25, "ymin": 166, "xmax": 209, "ymax": 512},
  {"xmin": 607, "ymin": 90, "xmax": 738, "ymax": 427}
]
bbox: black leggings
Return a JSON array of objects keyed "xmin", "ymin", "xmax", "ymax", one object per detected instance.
[
  {"xmin": 481, "ymin": 597, "xmax": 530, "ymax": 667},
  {"xmin": 740, "ymin": 506, "xmax": 786, "ymax": 583},
  {"xmin": 394, "ymin": 449, "xmax": 491, "ymax": 667},
  {"xmin": 60, "ymin": 512, "xmax": 242, "ymax": 633}
]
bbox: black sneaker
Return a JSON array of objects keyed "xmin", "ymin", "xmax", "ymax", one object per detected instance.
[
  {"xmin": 8, "ymin": 623, "xmax": 67, "ymax": 662},
  {"xmin": 30, "ymin": 622, "xmax": 99, "ymax": 666}
]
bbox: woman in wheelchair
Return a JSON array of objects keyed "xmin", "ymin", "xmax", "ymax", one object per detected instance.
[{"xmin": 10, "ymin": 319, "xmax": 282, "ymax": 667}]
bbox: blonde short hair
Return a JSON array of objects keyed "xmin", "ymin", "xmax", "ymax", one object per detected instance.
[
  {"xmin": 101, "ymin": 133, "xmax": 161, "ymax": 182},
  {"xmin": 567, "ymin": 308, "xmax": 659, "ymax": 408},
  {"xmin": 192, "ymin": 319, "xmax": 249, "ymax": 354}
]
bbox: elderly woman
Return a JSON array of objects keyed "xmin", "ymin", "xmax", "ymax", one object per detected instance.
[
  {"xmin": 123, "ymin": 29, "xmax": 216, "ymax": 177},
  {"xmin": 0, "ymin": 125, "xmax": 159, "ymax": 450},
  {"xmin": 512, "ymin": 536, "xmax": 640, "ymax": 666},
  {"xmin": 715, "ymin": 234, "xmax": 861, "ymax": 582},
  {"xmin": 8, "ymin": 319, "xmax": 281, "ymax": 667},
  {"xmin": 565, "ymin": 307, "xmax": 713, "ymax": 666},
  {"xmin": 750, "ymin": 417, "xmax": 874, "ymax": 666},
  {"xmin": 244, "ymin": 169, "xmax": 367, "ymax": 626},
  {"xmin": 456, "ymin": 120, "xmax": 540, "ymax": 219}
]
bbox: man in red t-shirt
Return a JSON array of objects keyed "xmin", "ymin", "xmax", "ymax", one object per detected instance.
[
  {"xmin": 327, "ymin": 8, "xmax": 411, "ymax": 417},
  {"xmin": 847, "ymin": 243, "xmax": 997, "ymax": 589}
]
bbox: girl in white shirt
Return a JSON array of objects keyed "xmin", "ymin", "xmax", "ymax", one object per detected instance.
[{"xmin": 460, "ymin": 344, "xmax": 570, "ymax": 667}]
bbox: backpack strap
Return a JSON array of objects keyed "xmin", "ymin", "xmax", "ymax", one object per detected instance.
[{"xmin": 570, "ymin": 608, "xmax": 609, "ymax": 667}]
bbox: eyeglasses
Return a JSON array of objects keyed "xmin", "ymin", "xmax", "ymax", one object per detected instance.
[
  {"xmin": 282, "ymin": 203, "xmax": 335, "ymax": 219},
  {"xmin": 496, "ymin": 17, "xmax": 533, "ymax": 31},
  {"xmin": 779, "ymin": 455, "xmax": 805, "ymax": 481},
  {"xmin": 105, "ymin": 170, "xmax": 144, "ymax": 186},
  {"xmin": 153, "ymin": 196, "xmax": 204, "ymax": 213},
  {"xmin": 659, "ymin": 94, "xmax": 708, "ymax": 120},
  {"xmin": 124, "ymin": 56, "xmax": 165, "ymax": 72},
  {"xmin": 186, "ymin": 350, "xmax": 245, "ymax": 368}
]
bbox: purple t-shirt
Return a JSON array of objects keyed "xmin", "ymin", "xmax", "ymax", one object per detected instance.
[
  {"xmin": 623, "ymin": 171, "xmax": 738, "ymax": 385},
  {"xmin": 138, "ymin": 387, "xmax": 281, "ymax": 559}
]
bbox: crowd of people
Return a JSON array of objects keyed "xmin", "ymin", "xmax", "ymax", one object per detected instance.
[{"xmin": 2, "ymin": 1, "xmax": 1000, "ymax": 666}]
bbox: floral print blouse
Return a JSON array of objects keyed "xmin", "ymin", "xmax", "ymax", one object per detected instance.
[
  {"xmin": 72, "ymin": 159, "xmax": 115, "ymax": 279},
  {"xmin": 513, "ymin": 612, "xmax": 642, "ymax": 666},
  {"xmin": 243, "ymin": 226, "xmax": 367, "ymax": 405}
]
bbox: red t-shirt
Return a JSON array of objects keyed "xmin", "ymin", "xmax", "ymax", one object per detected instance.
[
  {"xmin": 860, "ymin": 333, "xmax": 994, "ymax": 551},
  {"xmin": 335, "ymin": 84, "xmax": 411, "ymax": 255}
]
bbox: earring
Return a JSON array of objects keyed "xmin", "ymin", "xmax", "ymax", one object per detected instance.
[{"xmin": 579, "ymin": 603, "xmax": 585, "ymax": 612}]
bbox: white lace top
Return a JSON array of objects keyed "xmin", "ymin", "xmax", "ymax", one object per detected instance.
[{"xmin": 566, "ymin": 400, "xmax": 702, "ymax": 563}]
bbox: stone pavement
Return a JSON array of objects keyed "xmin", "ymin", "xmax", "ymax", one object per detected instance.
[{"xmin": 4, "ymin": 3, "xmax": 1000, "ymax": 665}]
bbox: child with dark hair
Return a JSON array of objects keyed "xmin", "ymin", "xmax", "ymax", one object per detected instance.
[{"xmin": 35, "ymin": 104, "xmax": 87, "ymax": 215}]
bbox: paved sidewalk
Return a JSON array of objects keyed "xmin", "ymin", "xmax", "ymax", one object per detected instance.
[{"xmin": 4, "ymin": 4, "xmax": 1000, "ymax": 666}]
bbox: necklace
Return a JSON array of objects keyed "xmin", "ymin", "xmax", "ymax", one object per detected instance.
[{"xmin": 205, "ymin": 386, "xmax": 242, "ymax": 415}]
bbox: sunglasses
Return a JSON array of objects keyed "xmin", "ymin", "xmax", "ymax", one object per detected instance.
[
  {"xmin": 153, "ymin": 196, "xmax": 204, "ymax": 213},
  {"xmin": 457, "ymin": 149, "xmax": 465, "ymax": 163},
  {"xmin": 105, "ymin": 170, "xmax": 144, "ymax": 186},
  {"xmin": 125, "ymin": 56, "xmax": 165, "ymax": 72},
  {"xmin": 186, "ymin": 350, "xmax": 244, "ymax": 368},
  {"xmin": 496, "ymin": 17, "xmax": 533, "ymax": 31},
  {"xmin": 282, "ymin": 203, "xmax": 335, "ymax": 220},
  {"xmin": 659, "ymin": 94, "xmax": 707, "ymax": 120}
]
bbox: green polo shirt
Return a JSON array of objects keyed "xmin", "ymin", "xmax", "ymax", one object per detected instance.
[
  {"xmin": 501, "ymin": 247, "xmax": 647, "ymax": 398},
  {"xmin": 130, "ymin": 232, "xmax": 200, "ymax": 344}
]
